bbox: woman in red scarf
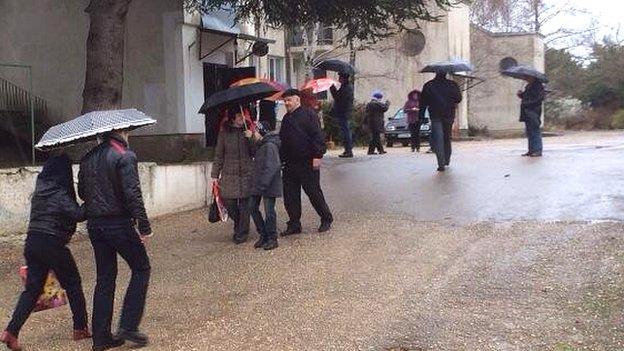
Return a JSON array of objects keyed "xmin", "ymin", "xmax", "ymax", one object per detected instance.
[{"xmin": 403, "ymin": 89, "xmax": 422, "ymax": 152}]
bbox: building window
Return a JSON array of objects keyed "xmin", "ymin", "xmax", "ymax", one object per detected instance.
[{"xmin": 268, "ymin": 56, "xmax": 285, "ymax": 82}]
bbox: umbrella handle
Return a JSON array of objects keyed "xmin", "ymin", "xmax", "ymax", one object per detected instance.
[{"xmin": 239, "ymin": 105, "xmax": 248, "ymax": 131}]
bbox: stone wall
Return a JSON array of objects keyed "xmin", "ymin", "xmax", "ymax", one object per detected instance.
[{"xmin": 0, "ymin": 162, "xmax": 211, "ymax": 238}]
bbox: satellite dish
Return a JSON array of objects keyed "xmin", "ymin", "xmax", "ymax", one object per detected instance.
[
  {"xmin": 400, "ymin": 29, "xmax": 426, "ymax": 57},
  {"xmin": 252, "ymin": 41, "xmax": 269, "ymax": 57},
  {"xmin": 499, "ymin": 57, "xmax": 518, "ymax": 71}
]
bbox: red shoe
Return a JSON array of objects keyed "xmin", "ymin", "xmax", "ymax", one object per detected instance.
[
  {"xmin": 73, "ymin": 328, "xmax": 92, "ymax": 341},
  {"xmin": 0, "ymin": 330, "xmax": 22, "ymax": 351}
]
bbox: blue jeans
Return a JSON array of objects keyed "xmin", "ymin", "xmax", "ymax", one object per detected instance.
[
  {"xmin": 88, "ymin": 220, "xmax": 151, "ymax": 346},
  {"xmin": 338, "ymin": 117, "xmax": 353, "ymax": 153},
  {"xmin": 525, "ymin": 119, "xmax": 543, "ymax": 154},
  {"xmin": 249, "ymin": 196, "xmax": 277, "ymax": 240}
]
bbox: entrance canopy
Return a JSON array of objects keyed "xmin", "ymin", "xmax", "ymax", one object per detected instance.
[{"xmin": 199, "ymin": 10, "xmax": 275, "ymax": 61}]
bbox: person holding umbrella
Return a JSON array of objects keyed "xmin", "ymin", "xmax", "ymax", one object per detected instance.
[
  {"xmin": 420, "ymin": 71, "xmax": 463, "ymax": 172},
  {"xmin": 330, "ymin": 73, "xmax": 355, "ymax": 158},
  {"xmin": 1, "ymin": 153, "xmax": 91, "ymax": 351},
  {"xmin": 507, "ymin": 68, "xmax": 546, "ymax": 157},
  {"xmin": 78, "ymin": 127, "xmax": 153, "ymax": 351},
  {"xmin": 211, "ymin": 108, "xmax": 257, "ymax": 244}
]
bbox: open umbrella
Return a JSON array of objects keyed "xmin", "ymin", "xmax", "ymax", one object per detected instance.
[
  {"xmin": 199, "ymin": 82, "xmax": 279, "ymax": 113},
  {"xmin": 301, "ymin": 78, "xmax": 337, "ymax": 94},
  {"xmin": 421, "ymin": 59, "xmax": 473, "ymax": 73},
  {"xmin": 501, "ymin": 65, "xmax": 548, "ymax": 83},
  {"xmin": 316, "ymin": 59, "xmax": 356, "ymax": 76},
  {"xmin": 229, "ymin": 78, "xmax": 287, "ymax": 101},
  {"xmin": 35, "ymin": 109, "xmax": 156, "ymax": 150}
]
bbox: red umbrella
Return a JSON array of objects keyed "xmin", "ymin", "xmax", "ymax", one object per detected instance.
[{"xmin": 301, "ymin": 78, "xmax": 337, "ymax": 94}]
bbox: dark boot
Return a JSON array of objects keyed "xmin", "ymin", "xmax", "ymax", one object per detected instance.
[
  {"xmin": 263, "ymin": 238, "xmax": 278, "ymax": 250},
  {"xmin": 92, "ymin": 338, "xmax": 124, "ymax": 351},
  {"xmin": 280, "ymin": 226, "xmax": 302, "ymax": 237},
  {"xmin": 0, "ymin": 331, "xmax": 21, "ymax": 351},
  {"xmin": 115, "ymin": 329, "xmax": 148, "ymax": 347},
  {"xmin": 318, "ymin": 219, "xmax": 333, "ymax": 233},
  {"xmin": 339, "ymin": 151, "xmax": 354, "ymax": 158},
  {"xmin": 233, "ymin": 235, "xmax": 248, "ymax": 244},
  {"xmin": 254, "ymin": 235, "xmax": 266, "ymax": 249}
]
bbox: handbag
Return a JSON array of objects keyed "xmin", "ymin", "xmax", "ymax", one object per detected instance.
[
  {"xmin": 18, "ymin": 266, "xmax": 67, "ymax": 312},
  {"xmin": 208, "ymin": 181, "xmax": 228, "ymax": 223}
]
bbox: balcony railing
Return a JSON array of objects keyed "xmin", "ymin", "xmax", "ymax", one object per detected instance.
[{"xmin": 287, "ymin": 26, "xmax": 334, "ymax": 47}]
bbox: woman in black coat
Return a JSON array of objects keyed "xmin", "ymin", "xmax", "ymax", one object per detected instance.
[{"xmin": 1, "ymin": 154, "xmax": 91, "ymax": 351}]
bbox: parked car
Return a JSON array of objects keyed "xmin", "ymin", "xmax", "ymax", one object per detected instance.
[{"xmin": 384, "ymin": 109, "xmax": 431, "ymax": 147}]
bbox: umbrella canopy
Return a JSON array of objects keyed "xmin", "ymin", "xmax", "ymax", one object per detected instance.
[
  {"xmin": 501, "ymin": 65, "xmax": 549, "ymax": 83},
  {"xmin": 36, "ymin": 109, "xmax": 156, "ymax": 150},
  {"xmin": 230, "ymin": 78, "xmax": 287, "ymax": 101},
  {"xmin": 421, "ymin": 59, "xmax": 473, "ymax": 73},
  {"xmin": 199, "ymin": 82, "xmax": 279, "ymax": 113},
  {"xmin": 316, "ymin": 59, "xmax": 356, "ymax": 76},
  {"xmin": 301, "ymin": 78, "xmax": 337, "ymax": 94}
]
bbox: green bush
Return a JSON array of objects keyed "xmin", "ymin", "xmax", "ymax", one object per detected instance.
[
  {"xmin": 321, "ymin": 101, "xmax": 369, "ymax": 146},
  {"xmin": 611, "ymin": 109, "xmax": 624, "ymax": 129}
]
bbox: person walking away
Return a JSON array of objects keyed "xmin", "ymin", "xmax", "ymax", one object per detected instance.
[
  {"xmin": 249, "ymin": 122, "xmax": 282, "ymax": 250},
  {"xmin": 211, "ymin": 109, "xmax": 256, "ymax": 244},
  {"xmin": 1, "ymin": 154, "xmax": 90, "ymax": 351},
  {"xmin": 364, "ymin": 91, "xmax": 390, "ymax": 155},
  {"xmin": 259, "ymin": 99, "xmax": 277, "ymax": 131},
  {"xmin": 279, "ymin": 89, "xmax": 333, "ymax": 235},
  {"xmin": 518, "ymin": 76, "xmax": 545, "ymax": 157},
  {"xmin": 419, "ymin": 72, "xmax": 462, "ymax": 172},
  {"xmin": 330, "ymin": 73, "xmax": 354, "ymax": 158},
  {"xmin": 404, "ymin": 90, "xmax": 422, "ymax": 152},
  {"xmin": 78, "ymin": 130, "xmax": 152, "ymax": 351}
]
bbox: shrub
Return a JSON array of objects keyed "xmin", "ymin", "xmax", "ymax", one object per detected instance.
[{"xmin": 611, "ymin": 109, "xmax": 624, "ymax": 129}]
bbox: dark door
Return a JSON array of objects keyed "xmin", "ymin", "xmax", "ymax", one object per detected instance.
[{"xmin": 203, "ymin": 64, "xmax": 256, "ymax": 147}]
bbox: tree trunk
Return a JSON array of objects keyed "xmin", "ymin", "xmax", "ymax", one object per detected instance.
[
  {"xmin": 348, "ymin": 39, "xmax": 356, "ymax": 67},
  {"xmin": 81, "ymin": 0, "xmax": 132, "ymax": 114}
]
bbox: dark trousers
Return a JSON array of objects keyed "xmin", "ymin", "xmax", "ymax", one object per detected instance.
[
  {"xmin": 337, "ymin": 117, "xmax": 353, "ymax": 153},
  {"xmin": 283, "ymin": 161, "xmax": 333, "ymax": 229},
  {"xmin": 431, "ymin": 120, "xmax": 453, "ymax": 168},
  {"xmin": 249, "ymin": 196, "xmax": 277, "ymax": 240},
  {"xmin": 6, "ymin": 234, "xmax": 88, "ymax": 336},
  {"xmin": 367, "ymin": 131, "xmax": 384, "ymax": 154},
  {"xmin": 88, "ymin": 222, "xmax": 150, "ymax": 346},
  {"xmin": 525, "ymin": 119, "xmax": 543, "ymax": 154},
  {"xmin": 409, "ymin": 121, "xmax": 422, "ymax": 151},
  {"xmin": 224, "ymin": 198, "xmax": 251, "ymax": 241}
]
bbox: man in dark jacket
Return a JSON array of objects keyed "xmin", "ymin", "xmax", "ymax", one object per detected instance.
[
  {"xmin": 420, "ymin": 72, "xmax": 462, "ymax": 172},
  {"xmin": 330, "ymin": 73, "xmax": 354, "ymax": 158},
  {"xmin": 279, "ymin": 89, "xmax": 333, "ymax": 235},
  {"xmin": 1, "ymin": 154, "xmax": 90, "ymax": 351},
  {"xmin": 364, "ymin": 91, "xmax": 390, "ymax": 155},
  {"xmin": 78, "ymin": 131, "xmax": 152, "ymax": 351},
  {"xmin": 518, "ymin": 77, "xmax": 545, "ymax": 157},
  {"xmin": 249, "ymin": 122, "xmax": 282, "ymax": 250}
]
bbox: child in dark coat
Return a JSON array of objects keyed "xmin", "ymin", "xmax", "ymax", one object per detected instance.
[
  {"xmin": 249, "ymin": 122, "xmax": 283, "ymax": 250},
  {"xmin": 1, "ymin": 154, "xmax": 90, "ymax": 351}
]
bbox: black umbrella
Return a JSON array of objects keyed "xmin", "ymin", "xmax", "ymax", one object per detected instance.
[
  {"xmin": 198, "ymin": 82, "xmax": 279, "ymax": 113},
  {"xmin": 501, "ymin": 65, "xmax": 549, "ymax": 83},
  {"xmin": 316, "ymin": 59, "xmax": 356, "ymax": 76},
  {"xmin": 421, "ymin": 59, "xmax": 473, "ymax": 73}
]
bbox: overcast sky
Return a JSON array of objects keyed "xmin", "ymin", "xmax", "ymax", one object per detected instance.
[{"xmin": 543, "ymin": 0, "xmax": 623, "ymax": 54}]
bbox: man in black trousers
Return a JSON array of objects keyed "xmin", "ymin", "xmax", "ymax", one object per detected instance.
[
  {"xmin": 420, "ymin": 71, "xmax": 462, "ymax": 172},
  {"xmin": 79, "ymin": 130, "xmax": 152, "ymax": 351},
  {"xmin": 279, "ymin": 89, "xmax": 333, "ymax": 235}
]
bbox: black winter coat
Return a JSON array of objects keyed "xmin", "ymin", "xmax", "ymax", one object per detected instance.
[
  {"xmin": 519, "ymin": 81, "xmax": 545, "ymax": 123},
  {"xmin": 364, "ymin": 100, "xmax": 390, "ymax": 133},
  {"xmin": 420, "ymin": 76, "xmax": 462, "ymax": 122},
  {"xmin": 250, "ymin": 132, "xmax": 282, "ymax": 198},
  {"xmin": 330, "ymin": 83, "xmax": 354, "ymax": 119},
  {"xmin": 78, "ymin": 135, "xmax": 152, "ymax": 235},
  {"xmin": 279, "ymin": 106, "xmax": 326, "ymax": 164},
  {"xmin": 28, "ymin": 155, "xmax": 85, "ymax": 244}
]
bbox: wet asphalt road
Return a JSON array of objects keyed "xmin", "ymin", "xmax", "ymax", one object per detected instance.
[
  {"xmin": 0, "ymin": 132, "xmax": 623, "ymax": 351},
  {"xmin": 323, "ymin": 131, "xmax": 624, "ymax": 222}
]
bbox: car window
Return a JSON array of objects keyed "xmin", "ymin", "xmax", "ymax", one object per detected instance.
[{"xmin": 391, "ymin": 109, "xmax": 406, "ymax": 119}]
